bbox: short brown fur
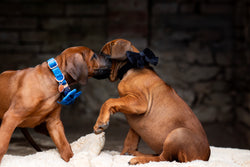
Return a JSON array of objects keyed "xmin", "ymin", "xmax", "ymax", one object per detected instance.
[
  {"xmin": 94, "ymin": 39, "xmax": 210, "ymax": 165},
  {"xmin": 0, "ymin": 46, "xmax": 109, "ymax": 162}
]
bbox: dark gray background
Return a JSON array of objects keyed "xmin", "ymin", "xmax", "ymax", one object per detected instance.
[{"xmin": 0, "ymin": 0, "xmax": 249, "ymax": 154}]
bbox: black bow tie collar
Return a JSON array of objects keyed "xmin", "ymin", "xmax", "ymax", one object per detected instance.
[{"xmin": 117, "ymin": 48, "xmax": 159, "ymax": 80}]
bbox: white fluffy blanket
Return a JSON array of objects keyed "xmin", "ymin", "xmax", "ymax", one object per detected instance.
[{"xmin": 1, "ymin": 133, "xmax": 250, "ymax": 167}]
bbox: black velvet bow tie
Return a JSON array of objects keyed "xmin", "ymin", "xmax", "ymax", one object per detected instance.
[
  {"xmin": 117, "ymin": 48, "xmax": 159, "ymax": 80},
  {"xmin": 126, "ymin": 48, "xmax": 159, "ymax": 68}
]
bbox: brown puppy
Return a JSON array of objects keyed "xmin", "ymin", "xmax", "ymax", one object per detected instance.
[
  {"xmin": 0, "ymin": 46, "xmax": 110, "ymax": 163},
  {"xmin": 93, "ymin": 39, "xmax": 210, "ymax": 165}
]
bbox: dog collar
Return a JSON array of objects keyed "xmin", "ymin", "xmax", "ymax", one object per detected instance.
[
  {"xmin": 47, "ymin": 58, "xmax": 82, "ymax": 105},
  {"xmin": 117, "ymin": 61, "xmax": 133, "ymax": 80},
  {"xmin": 117, "ymin": 48, "xmax": 159, "ymax": 80}
]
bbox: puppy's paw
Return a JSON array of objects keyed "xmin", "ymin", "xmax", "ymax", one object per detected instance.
[
  {"xmin": 93, "ymin": 121, "xmax": 109, "ymax": 134},
  {"xmin": 61, "ymin": 148, "xmax": 73, "ymax": 162},
  {"xmin": 128, "ymin": 158, "xmax": 140, "ymax": 165},
  {"xmin": 129, "ymin": 157, "xmax": 152, "ymax": 165}
]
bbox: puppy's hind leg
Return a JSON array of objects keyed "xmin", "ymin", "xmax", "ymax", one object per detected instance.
[
  {"xmin": 160, "ymin": 127, "xmax": 210, "ymax": 162},
  {"xmin": 128, "ymin": 127, "xmax": 185, "ymax": 165},
  {"xmin": 129, "ymin": 128, "xmax": 210, "ymax": 165}
]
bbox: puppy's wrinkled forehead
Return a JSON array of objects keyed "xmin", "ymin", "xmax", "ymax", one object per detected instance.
[
  {"xmin": 99, "ymin": 44, "xmax": 111, "ymax": 61},
  {"xmin": 101, "ymin": 39, "xmax": 132, "ymax": 61},
  {"xmin": 100, "ymin": 41, "xmax": 113, "ymax": 56}
]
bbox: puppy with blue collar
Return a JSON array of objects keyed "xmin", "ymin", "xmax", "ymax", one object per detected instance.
[{"xmin": 0, "ymin": 46, "xmax": 111, "ymax": 163}]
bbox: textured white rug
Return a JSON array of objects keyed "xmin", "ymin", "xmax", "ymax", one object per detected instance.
[{"xmin": 1, "ymin": 133, "xmax": 250, "ymax": 167}]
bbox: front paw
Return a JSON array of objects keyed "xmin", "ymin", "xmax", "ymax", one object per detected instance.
[
  {"xmin": 93, "ymin": 121, "xmax": 109, "ymax": 134},
  {"xmin": 60, "ymin": 146, "xmax": 73, "ymax": 162},
  {"xmin": 128, "ymin": 158, "xmax": 140, "ymax": 165}
]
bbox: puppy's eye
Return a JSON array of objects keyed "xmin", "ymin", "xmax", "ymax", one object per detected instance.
[{"xmin": 91, "ymin": 54, "xmax": 97, "ymax": 60}]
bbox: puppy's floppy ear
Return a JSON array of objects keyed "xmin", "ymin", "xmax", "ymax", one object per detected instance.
[
  {"xmin": 111, "ymin": 39, "xmax": 133, "ymax": 60},
  {"xmin": 66, "ymin": 53, "xmax": 88, "ymax": 85}
]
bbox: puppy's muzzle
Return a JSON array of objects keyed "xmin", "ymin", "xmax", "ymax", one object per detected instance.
[{"xmin": 93, "ymin": 54, "xmax": 112, "ymax": 79}]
